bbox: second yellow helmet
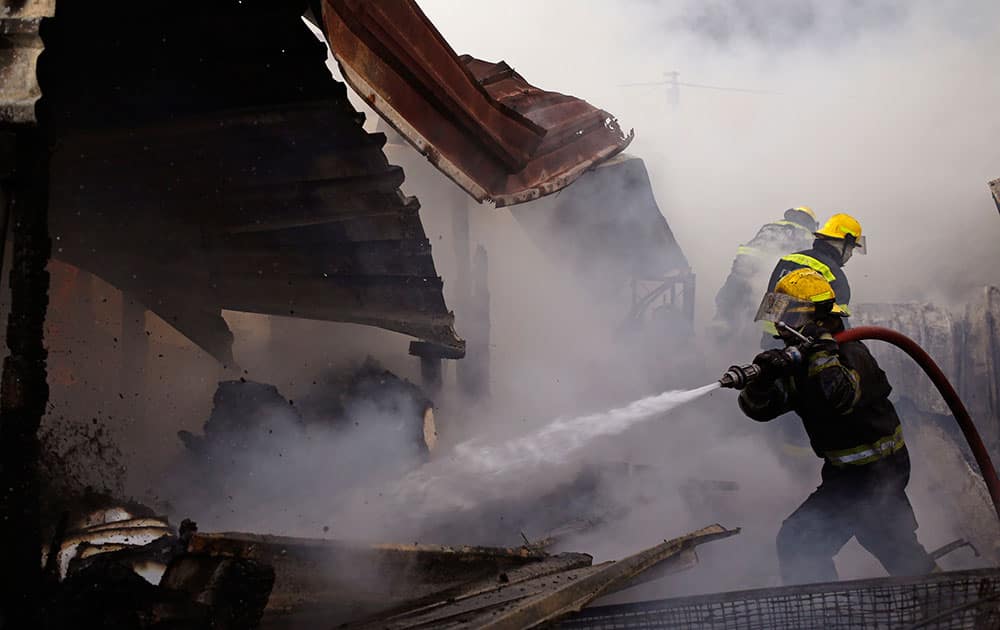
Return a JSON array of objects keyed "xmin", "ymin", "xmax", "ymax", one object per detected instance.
[{"xmin": 815, "ymin": 213, "xmax": 866, "ymax": 254}]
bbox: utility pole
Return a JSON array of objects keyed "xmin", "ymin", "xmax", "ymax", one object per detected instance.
[{"xmin": 665, "ymin": 71, "xmax": 680, "ymax": 108}]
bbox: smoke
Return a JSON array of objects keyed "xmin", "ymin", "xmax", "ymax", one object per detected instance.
[
  {"xmin": 154, "ymin": 0, "xmax": 997, "ymax": 594},
  {"xmin": 381, "ymin": 0, "xmax": 998, "ymax": 592},
  {"xmin": 42, "ymin": 0, "xmax": 998, "ymax": 603},
  {"xmin": 418, "ymin": 0, "xmax": 1000, "ymax": 310}
]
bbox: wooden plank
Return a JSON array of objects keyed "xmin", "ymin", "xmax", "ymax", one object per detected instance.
[
  {"xmin": 208, "ymin": 190, "xmax": 420, "ymax": 234},
  {"xmin": 209, "ymin": 245, "xmax": 438, "ymax": 278}
]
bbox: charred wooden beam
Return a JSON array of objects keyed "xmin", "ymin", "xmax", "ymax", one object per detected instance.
[
  {"xmin": 0, "ymin": 126, "xmax": 51, "ymax": 627},
  {"xmin": 458, "ymin": 245, "xmax": 491, "ymax": 399},
  {"xmin": 170, "ymin": 532, "xmax": 550, "ymax": 626}
]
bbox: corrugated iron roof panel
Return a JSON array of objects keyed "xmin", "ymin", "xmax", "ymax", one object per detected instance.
[
  {"xmin": 39, "ymin": 5, "xmax": 463, "ymax": 361},
  {"xmin": 322, "ymin": 0, "xmax": 632, "ymax": 207}
]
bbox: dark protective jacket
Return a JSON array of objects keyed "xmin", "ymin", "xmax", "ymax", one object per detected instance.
[
  {"xmin": 739, "ymin": 339, "xmax": 903, "ymax": 464},
  {"xmin": 766, "ymin": 238, "xmax": 851, "ymax": 314},
  {"xmin": 714, "ymin": 220, "xmax": 816, "ymax": 326}
]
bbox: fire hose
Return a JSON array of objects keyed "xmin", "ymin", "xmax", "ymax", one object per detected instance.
[
  {"xmin": 836, "ymin": 326, "xmax": 1000, "ymax": 523},
  {"xmin": 720, "ymin": 324, "xmax": 1000, "ymax": 523}
]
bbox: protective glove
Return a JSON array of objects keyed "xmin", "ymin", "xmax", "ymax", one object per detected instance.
[{"xmin": 752, "ymin": 348, "xmax": 795, "ymax": 381}]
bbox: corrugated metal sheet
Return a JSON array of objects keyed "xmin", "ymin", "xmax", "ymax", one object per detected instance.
[
  {"xmin": 175, "ymin": 532, "xmax": 566, "ymax": 626},
  {"xmin": 321, "ymin": 0, "xmax": 633, "ymax": 207},
  {"xmin": 37, "ymin": 2, "xmax": 462, "ymax": 362},
  {"xmin": 353, "ymin": 525, "xmax": 739, "ymax": 629},
  {"xmin": 172, "ymin": 525, "xmax": 738, "ymax": 629}
]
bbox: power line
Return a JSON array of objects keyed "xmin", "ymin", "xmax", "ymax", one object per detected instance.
[{"xmin": 618, "ymin": 74, "xmax": 780, "ymax": 95}]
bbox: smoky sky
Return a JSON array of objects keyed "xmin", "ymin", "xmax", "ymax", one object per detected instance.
[{"xmin": 671, "ymin": 0, "xmax": 908, "ymax": 49}]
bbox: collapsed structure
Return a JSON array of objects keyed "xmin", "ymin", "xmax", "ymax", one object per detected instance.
[
  {"xmin": 1, "ymin": 0, "xmax": 998, "ymax": 628},
  {"xmin": 0, "ymin": 0, "xmax": 700, "ymax": 627}
]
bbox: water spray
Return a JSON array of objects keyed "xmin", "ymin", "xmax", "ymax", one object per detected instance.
[{"xmin": 717, "ymin": 322, "xmax": 1000, "ymax": 523}]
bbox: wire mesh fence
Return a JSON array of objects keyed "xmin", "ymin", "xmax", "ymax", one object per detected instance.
[{"xmin": 558, "ymin": 569, "xmax": 1000, "ymax": 630}]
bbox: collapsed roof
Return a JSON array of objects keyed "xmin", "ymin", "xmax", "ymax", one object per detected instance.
[
  {"xmin": 321, "ymin": 0, "xmax": 634, "ymax": 207},
  {"xmin": 181, "ymin": 525, "xmax": 738, "ymax": 628},
  {"xmin": 5, "ymin": 0, "xmax": 667, "ymax": 362},
  {"xmin": 33, "ymin": 1, "xmax": 463, "ymax": 362}
]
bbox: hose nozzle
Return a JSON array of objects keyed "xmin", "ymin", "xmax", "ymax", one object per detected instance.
[{"xmin": 719, "ymin": 363, "xmax": 761, "ymax": 390}]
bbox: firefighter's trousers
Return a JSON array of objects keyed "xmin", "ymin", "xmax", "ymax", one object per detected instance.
[{"xmin": 776, "ymin": 447, "xmax": 937, "ymax": 584}]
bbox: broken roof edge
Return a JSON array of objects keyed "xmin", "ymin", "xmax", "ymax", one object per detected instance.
[
  {"xmin": 337, "ymin": 60, "xmax": 491, "ymax": 203},
  {"xmin": 492, "ymin": 126, "xmax": 635, "ymax": 209},
  {"xmin": 336, "ymin": 56, "xmax": 633, "ymax": 208},
  {"xmin": 477, "ymin": 524, "xmax": 740, "ymax": 629},
  {"xmin": 320, "ymin": 0, "xmax": 634, "ymax": 208}
]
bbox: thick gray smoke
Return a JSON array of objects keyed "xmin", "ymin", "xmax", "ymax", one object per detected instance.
[
  {"xmin": 389, "ymin": 0, "xmax": 999, "ymax": 592},
  {"xmin": 419, "ymin": 0, "xmax": 1000, "ymax": 311},
  {"xmin": 81, "ymin": 0, "xmax": 1000, "ymax": 602}
]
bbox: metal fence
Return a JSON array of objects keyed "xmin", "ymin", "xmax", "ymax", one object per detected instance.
[{"xmin": 559, "ymin": 569, "xmax": 1000, "ymax": 630}]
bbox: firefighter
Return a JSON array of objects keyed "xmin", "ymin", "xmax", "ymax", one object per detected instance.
[
  {"xmin": 766, "ymin": 212, "xmax": 865, "ymax": 318},
  {"xmin": 758, "ymin": 213, "xmax": 866, "ymax": 466},
  {"xmin": 739, "ymin": 268, "xmax": 937, "ymax": 584},
  {"xmin": 713, "ymin": 206, "xmax": 818, "ymax": 338}
]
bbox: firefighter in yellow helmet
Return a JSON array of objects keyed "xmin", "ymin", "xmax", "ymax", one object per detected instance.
[
  {"xmin": 765, "ymin": 213, "xmax": 865, "ymax": 318},
  {"xmin": 739, "ymin": 269, "xmax": 936, "ymax": 584},
  {"xmin": 713, "ymin": 207, "xmax": 819, "ymax": 338}
]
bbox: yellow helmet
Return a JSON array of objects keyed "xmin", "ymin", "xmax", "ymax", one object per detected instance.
[
  {"xmin": 815, "ymin": 213, "xmax": 866, "ymax": 254},
  {"xmin": 756, "ymin": 268, "xmax": 846, "ymax": 329},
  {"xmin": 783, "ymin": 206, "xmax": 818, "ymax": 231},
  {"xmin": 791, "ymin": 206, "xmax": 816, "ymax": 221}
]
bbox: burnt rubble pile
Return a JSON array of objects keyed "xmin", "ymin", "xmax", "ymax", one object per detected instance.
[
  {"xmin": 302, "ymin": 357, "xmax": 436, "ymax": 457},
  {"xmin": 180, "ymin": 359, "xmax": 434, "ymax": 462},
  {"xmin": 167, "ymin": 361, "xmax": 435, "ymax": 526},
  {"xmin": 35, "ymin": 504, "xmax": 274, "ymax": 630}
]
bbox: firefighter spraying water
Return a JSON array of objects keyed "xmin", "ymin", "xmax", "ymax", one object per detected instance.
[{"xmin": 717, "ymin": 268, "xmax": 1000, "ymax": 584}]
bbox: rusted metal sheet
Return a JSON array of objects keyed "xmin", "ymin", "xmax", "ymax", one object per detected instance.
[
  {"xmin": 321, "ymin": 0, "xmax": 633, "ymax": 207},
  {"xmin": 990, "ymin": 177, "xmax": 1000, "ymax": 214},
  {"xmin": 353, "ymin": 524, "xmax": 739, "ymax": 629},
  {"xmin": 0, "ymin": 0, "xmax": 55, "ymax": 125},
  {"xmin": 39, "ymin": 4, "xmax": 463, "ymax": 361},
  {"xmin": 175, "ymin": 525, "xmax": 738, "ymax": 628},
  {"xmin": 180, "ymin": 531, "xmax": 570, "ymax": 626}
]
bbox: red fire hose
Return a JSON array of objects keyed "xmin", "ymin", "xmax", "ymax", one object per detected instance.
[{"xmin": 835, "ymin": 325, "xmax": 1000, "ymax": 522}]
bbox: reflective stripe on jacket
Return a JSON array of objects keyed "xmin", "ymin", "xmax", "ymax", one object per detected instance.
[
  {"xmin": 738, "ymin": 339, "xmax": 903, "ymax": 464},
  {"xmin": 824, "ymin": 425, "xmax": 905, "ymax": 466},
  {"xmin": 768, "ymin": 239, "xmax": 851, "ymax": 314}
]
